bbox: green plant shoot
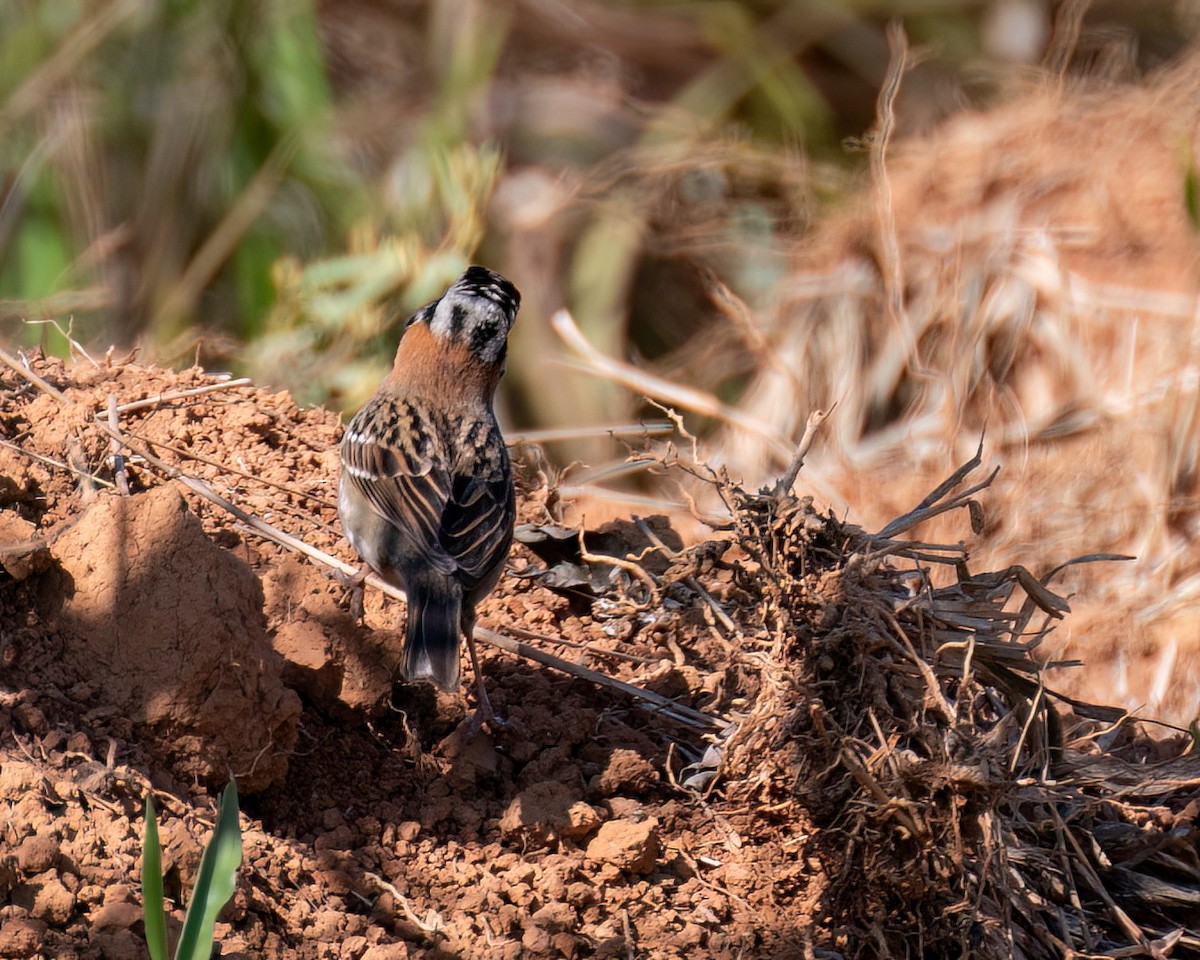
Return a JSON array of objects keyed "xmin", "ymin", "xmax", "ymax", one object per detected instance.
[{"xmin": 141, "ymin": 779, "xmax": 243, "ymax": 960}]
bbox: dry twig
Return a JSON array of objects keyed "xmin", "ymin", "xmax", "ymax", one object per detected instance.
[
  {"xmin": 0, "ymin": 345, "xmax": 67, "ymax": 403},
  {"xmin": 551, "ymin": 308, "xmax": 793, "ymax": 462},
  {"xmin": 107, "ymin": 395, "xmax": 129, "ymax": 496},
  {"xmin": 105, "ymin": 377, "xmax": 253, "ymax": 414}
]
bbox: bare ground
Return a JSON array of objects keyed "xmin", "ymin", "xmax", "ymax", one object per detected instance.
[
  {"xmin": 2, "ymin": 354, "xmax": 1199, "ymax": 960},
  {"xmin": 0, "ymin": 355, "xmax": 817, "ymax": 960}
]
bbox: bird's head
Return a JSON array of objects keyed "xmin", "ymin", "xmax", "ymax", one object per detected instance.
[{"xmin": 419, "ymin": 266, "xmax": 521, "ymax": 365}]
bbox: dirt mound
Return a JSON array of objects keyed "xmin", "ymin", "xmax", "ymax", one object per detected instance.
[{"xmin": 46, "ymin": 487, "xmax": 297, "ymax": 791}]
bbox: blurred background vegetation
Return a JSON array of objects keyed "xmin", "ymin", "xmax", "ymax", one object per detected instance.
[{"xmin": 1, "ymin": 0, "xmax": 1194, "ymax": 450}]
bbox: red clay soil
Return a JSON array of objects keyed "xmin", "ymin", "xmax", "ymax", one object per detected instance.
[
  {"xmin": 0, "ymin": 355, "xmax": 816, "ymax": 960},
  {"xmin": 6, "ymin": 354, "xmax": 1196, "ymax": 960}
]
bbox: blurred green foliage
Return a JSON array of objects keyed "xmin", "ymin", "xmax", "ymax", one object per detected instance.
[
  {"xmin": 1, "ymin": 0, "xmax": 1192, "ymax": 424},
  {"xmin": 0, "ymin": 0, "xmax": 511, "ymax": 409},
  {"xmin": 1, "ymin": 0, "xmax": 356, "ymax": 344},
  {"xmin": 253, "ymin": 1, "xmax": 511, "ymax": 408}
]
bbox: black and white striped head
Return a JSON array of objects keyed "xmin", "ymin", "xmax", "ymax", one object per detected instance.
[{"xmin": 417, "ymin": 266, "xmax": 521, "ymax": 364}]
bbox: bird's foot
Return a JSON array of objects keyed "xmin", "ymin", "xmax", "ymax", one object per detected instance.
[
  {"xmin": 465, "ymin": 696, "xmax": 508, "ymax": 738},
  {"xmin": 334, "ymin": 566, "xmax": 369, "ymax": 623},
  {"xmin": 462, "ymin": 630, "xmax": 507, "ymax": 735}
]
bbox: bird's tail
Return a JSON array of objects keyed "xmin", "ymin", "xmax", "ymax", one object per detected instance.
[{"xmin": 402, "ymin": 580, "xmax": 462, "ymax": 692}]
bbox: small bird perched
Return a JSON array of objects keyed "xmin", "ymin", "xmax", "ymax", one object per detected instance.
[{"xmin": 339, "ymin": 266, "xmax": 520, "ymax": 722}]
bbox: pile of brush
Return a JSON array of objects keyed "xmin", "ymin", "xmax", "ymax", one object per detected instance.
[{"xmin": 707, "ymin": 440, "xmax": 1200, "ymax": 957}]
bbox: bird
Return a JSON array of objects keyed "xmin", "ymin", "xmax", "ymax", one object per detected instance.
[{"xmin": 338, "ymin": 265, "xmax": 520, "ymax": 724}]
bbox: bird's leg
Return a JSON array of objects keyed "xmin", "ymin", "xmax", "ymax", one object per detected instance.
[
  {"xmin": 463, "ymin": 621, "xmax": 505, "ymax": 733},
  {"xmin": 334, "ymin": 565, "xmax": 369, "ymax": 624}
]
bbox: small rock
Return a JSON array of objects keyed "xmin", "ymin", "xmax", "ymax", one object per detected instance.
[
  {"xmin": 440, "ymin": 724, "xmax": 499, "ymax": 786},
  {"xmin": 722, "ymin": 861, "xmax": 754, "ymax": 888},
  {"xmin": 76, "ymin": 884, "xmax": 104, "ymax": 905},
  {"xmin": 312, "ymin": 867, "xmax": 354, "ymax": 896},
  {"xmin": 588, "ymin": 749, "xmax": 659, "ymax": 797},
  {"xmin": 102, "ymin": 884, "xmax": 137, "ymax": 905},
  {"xmin": 314, "ymin": 825, "xmax": 356, "ymax": 851},
  {"xmin": 15, "ymin": 835, "xmax": 58, "ymax": 875},
  {"xmin": 308, "ymin": 909, "xmax": 343, "ymax": 939},
  {"xmin": 360, "ymin": 943, "xmax": 409, "ymax": 960},
  {"xmin": 90, "ymin": 900, "xmax": 142, "ymax": 933},
  {"xmin": 551, "ymin": 932, "xmax": 580, "ymax": 959},
  {"xmin": 65, "ymin": 731, "xmax": 92, "ymax": 755},
  {"xmin": 604, "ymin": 797, "xmax": 644, "ymax": 819},
  {"xmin": 214, "ymin": 933, "xmax": 251, "ymax": 959},
  {"xmin": 31, "ymin": 876, "xmax": 75, "ymax": 925},
  {"xmin": 530, "ymin": 902, "xmax": 576, "ymax": 932},
  {"xmin": 541, "ymin": 866, "xmax": 567, "ymax": 901},
  {"xmin": 0, "ymin": 763, "xmax": 45, "ymax": 801},
  {"xmin": 562, "ymin": 802, "xmax": 604, "ymax": 839},
  {"xmin": 493, "ymin": 943, "xmax": 523, "ymax": 960},
  {"xmin": 93, "ymin": 929, "xmax": 143, "ymax": 960},
  {"xmin": 494, "ymin": 903, "xmax": 520, "ymax": 936},
  {"xmin": 397, "ymin": 821, "xmax": 420, "ymax": 842},
  {"xmin": 499, "ymin": 782, "xmax": 603, "ymax": 846},
  {"xmin": 0, "ymin": 918, "xmax": 46, "ymax": 958},
  {"xmin": 592, "ymin": 934, "xmax": 629, "ymax": 959},
  {"xmin": 677, "ymin": 921, "xmax": 706, "ymax": 947},
  {"xmin": 585, "ymin": 819, "xmax": 661, "ymax": 874},
  {"xmin": 521, "ymin": 925, "xmax": 553, "ymax": 955},
  {"xmin": 504, "ymin": 862, "xmax": 535, "ymax": 886},
  {"xmin": 322, "ymin": 808, "xmax": 346, "ymax": 830},
  {"xmin": 11, "ymin": 706, "xmax": 47, "ymax": 737},
  {"xmin": 565, "ymin": 881, "xmax": 596, "ymax": 907},
  {"xmin": 0, "ymin": 513, "xmax": 49, "ymax": 581}
]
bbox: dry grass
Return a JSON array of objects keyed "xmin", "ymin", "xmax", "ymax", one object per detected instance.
[
  {"xmin": 698, "ymin": 443, "xmax": 1200, "ymax": 957},
  {"xmin": 549, "ymin": 52, "xmax": 1200, "ymax": 725}
]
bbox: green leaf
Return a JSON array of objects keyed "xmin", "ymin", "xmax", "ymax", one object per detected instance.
[
  {"xmin": 1186, "ymin": 164, "xmax": 1200, "ymax": 232},
  {"xmin": 173, "ymin": 778, "xmax": 243, "ymax": 960},
  {"xmin": 141, "ymin": 794, "xmax": 170, "ymax": 960},
  {"xmin": 15, "ymin": 214, "xmax": 71, "ymax": 299},
  {"xmin": 1181, "ymin": 137, "xmax": 1200, "ymax": 232},
  {"xmin": 255, "ymin": 0, "xmax": 332, "ymax": 131}
]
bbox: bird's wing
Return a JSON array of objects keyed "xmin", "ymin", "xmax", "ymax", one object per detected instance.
[
  {"xmin": 340, "ymin": 395, "xmax": 457, "ymax": 575},
  {"xmin": 440, "ymin": 454, "xmax": 516, "ymax": 586}
]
